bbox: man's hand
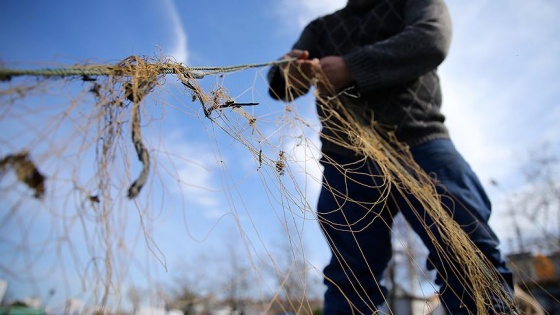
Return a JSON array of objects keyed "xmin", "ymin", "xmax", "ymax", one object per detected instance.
[
  {"xmin": 280, "ymin": 50, "xmax": 320, "ymax": 94},
  {"xmin": 318, "ymin": 56, "xmax": 354, "ymax": 93},
  {"xmin": 278, "ymin": 51, "xmax": 354, "ymax": 97}
]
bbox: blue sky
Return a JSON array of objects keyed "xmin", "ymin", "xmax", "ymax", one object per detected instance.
[{"xmin": 1, "ymin": 0, "xmax": 559, "ymax": 311}]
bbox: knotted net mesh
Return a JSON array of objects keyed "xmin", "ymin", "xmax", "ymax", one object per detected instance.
[{"xmin": 0, "ymin": 53, "xmax": 522, "ymax": 314}]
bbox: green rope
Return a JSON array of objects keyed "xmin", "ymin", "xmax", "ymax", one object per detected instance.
[
  {"xmin": 0, "ymin": 58, "xmax": 296, "ymax": 81},
  {"xmin": 0, "ymin": 67, "xmax": 110, "ymax": 78}
]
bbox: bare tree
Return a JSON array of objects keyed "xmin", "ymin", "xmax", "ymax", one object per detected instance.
[
  {"xmin": 387, "ymin": 213, "xmax": 434, "ymax": 311},
  {"xmin": 494, "ymin": 144, "xmax": 560, "ymax": 254},
  {"xmin": 166, "ymin": 281, "xmax": 201, "ymax": 315},
  {"xmin": 222, "ymin": 240, "xmax": 252, "ymax": 314},
  {"xmin": 267, "ymin": 220, "xmax": 315, "ymax": 315},
  {"xmin": 165, "ymin": 258, "xmax": 215, "ymax": 315},
  {"xmin": 126, "ymin": 286, "xmax": 143, "ymax": 315}
]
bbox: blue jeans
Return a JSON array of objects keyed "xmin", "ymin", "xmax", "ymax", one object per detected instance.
[{"xmin": 317, "ymin": 139, "xmax": 514, "ymax": 314}]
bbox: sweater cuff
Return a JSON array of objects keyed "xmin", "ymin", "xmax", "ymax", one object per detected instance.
[{"xmin": 343, "ymin": 51, "xmax": 382, "ymax": 92}]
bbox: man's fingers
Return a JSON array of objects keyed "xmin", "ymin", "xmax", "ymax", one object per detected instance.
[
  {"xmin": 285, "ymin": 49, "xmax": 309, "ymax": 60},
  {"xmin": 298, "ymin": 50, "xmax": 309, "ymax": 60}
]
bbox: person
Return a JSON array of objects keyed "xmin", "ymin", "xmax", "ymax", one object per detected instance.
[{"xmin": 267, "ymin": 0, "xmax": 516, "ymax": 314}]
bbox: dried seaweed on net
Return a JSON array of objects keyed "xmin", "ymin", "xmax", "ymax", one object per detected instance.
[
  {"xmin": 0, "ymin": 55, "xmax": 249, "ymax": 199},
  {"xmin": 0, "ymin": 54, "xmax": 283, "ymax": 207},
  {"xmin": 118, "ymin": 56, "xmax": 158, "ymax": 199},
  {"xmin": 0, "ymin": 151, "xmax": 45, "ymax": 198}
]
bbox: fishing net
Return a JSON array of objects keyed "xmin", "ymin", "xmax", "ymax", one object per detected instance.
[{"xmin": 0, "ymin": 55, "xmax": 519, "ymax": 314}]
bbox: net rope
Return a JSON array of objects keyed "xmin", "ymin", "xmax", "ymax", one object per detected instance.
[{"xmin": 0, "ymin": 55, "xmax": 519, "ymax": 314}]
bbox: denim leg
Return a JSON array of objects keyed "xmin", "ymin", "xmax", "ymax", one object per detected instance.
[
  {"xmin": 318, "ymin": 155, "xmax": 397, "ymax": 314},
  {"xmin": 318, "ymin": 139, "xmax": 514, "ymax": 314},
  {"xmin": 401, "ymin": 139, "xmax": 514, "ymax": 314}
]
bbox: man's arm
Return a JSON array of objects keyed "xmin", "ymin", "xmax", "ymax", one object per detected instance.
[{"xmin": 343, "ymin": 0, "xmax": 452, "ymax": 92}]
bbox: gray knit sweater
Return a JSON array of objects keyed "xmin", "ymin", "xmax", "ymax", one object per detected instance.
[{"xmin": 269, "ymin": 0, "xmax": 453, "ymax": 154}]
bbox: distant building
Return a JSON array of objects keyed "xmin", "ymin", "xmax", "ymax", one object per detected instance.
[
  {"xmin": 0, "ymin": 280, "xmax": 7, "ymax": 304},
  {"xmin": 508, "ymin": 251, "xmax": 560, "ymax": 314},
  {"xmin": 389, "ymin": 286, "xmax": 446, "ymax": 315},
  {"xmin": 64, "ymin": 298, "xmax": 85, "ymax": 315},
  {"xmin": 134, "ymin": 307, "xmax": 184, "ymax": 315}
]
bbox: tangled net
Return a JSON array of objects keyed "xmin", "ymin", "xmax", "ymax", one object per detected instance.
[{"xmin": 0, "ymin": 55, "xmax": 517, "ymax": 314}]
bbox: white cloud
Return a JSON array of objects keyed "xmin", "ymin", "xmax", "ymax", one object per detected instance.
[
  {"xmin": 442, "ymin": 0, "xmax": 560, "ymax": 243},
  {"xmin": 275, "ymin": 0, "xmax": 346, "ymax": 29},
  {"xmin": 162, "ymin": 0, "xmax": 189, "ymax": 64},
  {"xmin": 287, "ymin": 133, "xmax": 323, "ymax": 207},
  {"xmin": 441, "ymin": 0, "xmax": 560, "ymax": 184},
  {"xmin": 439, "ymin": 72, "xmax": 516, "ymax": 183},
  {"xmin": 160, "ymin": 131, "xmax": 226, "ymax": 218},
  {"xmin": 285, "ymin": 102, "xmax": 324, "ymax": 205}
]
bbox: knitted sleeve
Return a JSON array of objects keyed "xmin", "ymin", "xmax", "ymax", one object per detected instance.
[{"xmin": 343, "ymin": 0, "xmax": 452, "ymax": 93}]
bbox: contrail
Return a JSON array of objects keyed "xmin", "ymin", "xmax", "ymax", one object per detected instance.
[{"xmin": 163, "ymin": 0, "xmax": 188, "ymax": 64}]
